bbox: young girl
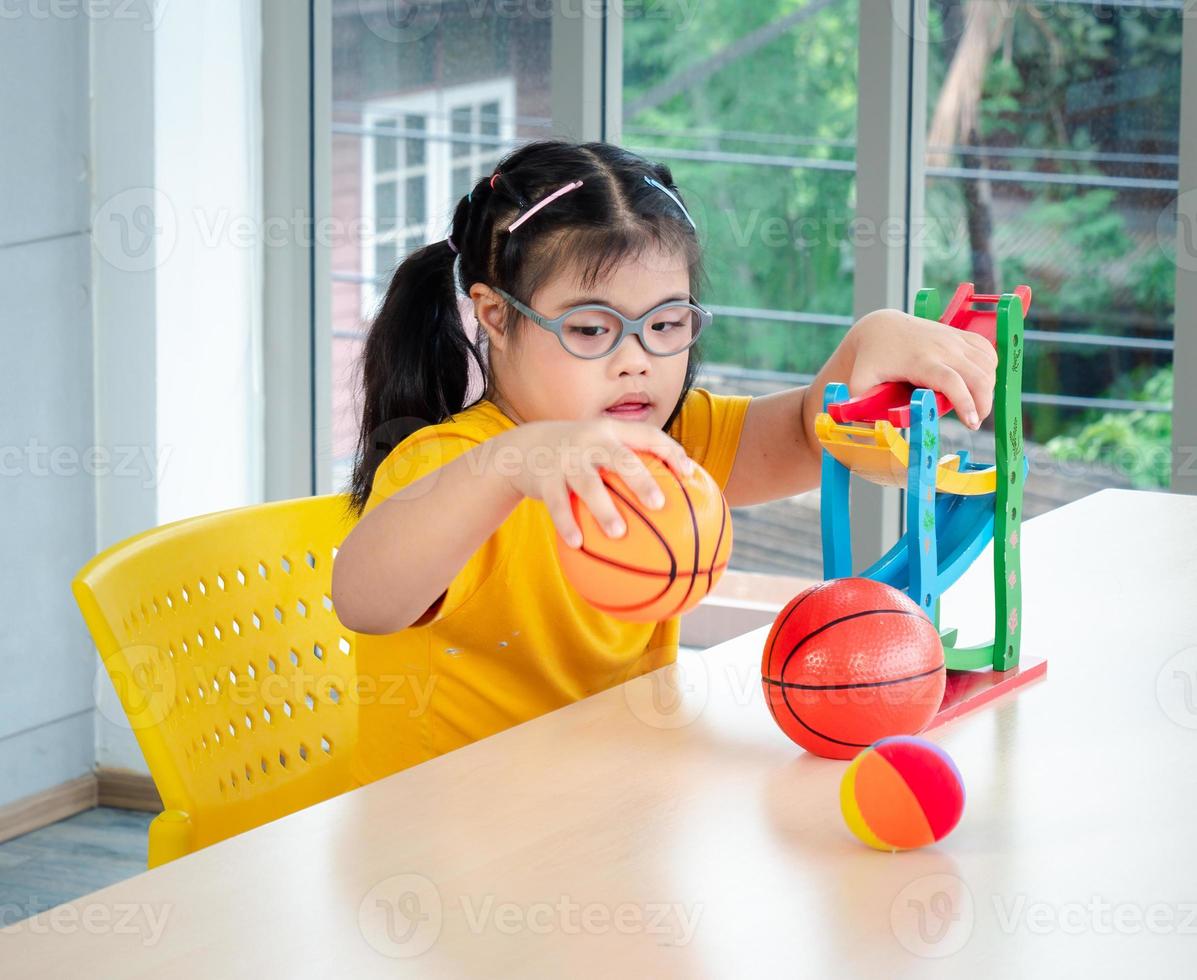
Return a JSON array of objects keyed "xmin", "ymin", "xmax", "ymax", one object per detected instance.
[{"xmin": 333, "ymin": 139, "xmax": 996, "ymax": 785}]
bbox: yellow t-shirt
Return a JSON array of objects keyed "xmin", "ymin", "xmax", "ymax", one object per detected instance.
[{"xmin": 349, "ymin": 386, "xmax": 752, "ymax": 786}]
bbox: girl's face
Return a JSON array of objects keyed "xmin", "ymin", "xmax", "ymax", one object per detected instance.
[{"xmin": 470, "ymin": 245, "xmax": 692, "ymax": 429}]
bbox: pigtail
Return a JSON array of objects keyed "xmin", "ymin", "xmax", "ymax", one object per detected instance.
[{"xmin": 346, "ymin": 237, "xmax": 485, "ymax": 517}]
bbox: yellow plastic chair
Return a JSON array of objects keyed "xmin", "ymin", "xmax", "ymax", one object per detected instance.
[{"xmin": 72, "ymin": 494, "xmax": 361, "ymax": 868}]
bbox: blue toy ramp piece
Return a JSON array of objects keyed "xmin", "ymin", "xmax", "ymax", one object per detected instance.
[
  {"xmin": 864, "ymin": 490, "xmax": 968, "ymax": 589},
  {"xmin": 861, "ymin": 455, "xmax": 1029, "ymax": 596},
  {"xmin": 862, "ymin": 492, "xmax": 993, "ymax": 595},
  {"xmin": 929, "ymin": 491, "xmax": 997, "ymax": 591}
]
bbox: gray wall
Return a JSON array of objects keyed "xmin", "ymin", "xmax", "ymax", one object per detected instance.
[{"xmin": 0, "ymin": 13, "xmax": 97, "ymax": 807}]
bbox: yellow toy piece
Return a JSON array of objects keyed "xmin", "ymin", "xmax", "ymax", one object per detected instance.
[
  {"xmin": 72, "ymin": 494, "xmax": 360, "ymax": 868},
  {"xmin": 814, "ymin": 412, "xmax": 996, "ymax": 496}
]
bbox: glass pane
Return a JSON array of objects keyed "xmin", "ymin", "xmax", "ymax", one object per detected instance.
[
  {"xmin": 450, "ymin": 105, "xmax": 472, "ymax": 157},
  {"xmin": 451, "ymin": 166, "xmax": 471, "ymax": 201},
  {"xmin": 404, "ymin": 113, "xmax": 426, "ymax": 166},
  {"xmin": 374, "ymin": 181, "xmax": 396, "ymax": 233},
  {"xmin": 329, "ymin": 1, "xmax": 551, "ymax": 490},
  {"xmin": 405, "ymin": 176, "xmax": 425, "ymax": 226},
  {"xmin": 374, "ymin": 242, "xmax": 396, "ymax": 285},
  {"xmin": 373, "ymin": 118, "xmax": 398, "ymax": 171},
  {"xmin": 625, "ymin": 0, "xmax": 858, "ymax": 577},
  {"xmin": 480, "ymin": 100, "xmax": 500, "ymax": 138},
  {"xmin": 921, "ymin": 0, "xmax": 1179, "ymax": 517}
]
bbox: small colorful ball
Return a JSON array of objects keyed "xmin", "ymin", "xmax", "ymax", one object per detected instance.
[{"xmin": 840, "ymin": 735, "xmax": 965, "ymax": 851}]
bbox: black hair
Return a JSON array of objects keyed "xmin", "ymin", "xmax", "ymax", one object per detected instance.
[{"xmin": 346, "ymin": 139, "xmax": 707, "ymax": 517}]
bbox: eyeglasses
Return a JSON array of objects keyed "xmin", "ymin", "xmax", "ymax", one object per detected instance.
[{"xmin": 491, "ymin": 286, "xmax": 711, "ymax": 359}]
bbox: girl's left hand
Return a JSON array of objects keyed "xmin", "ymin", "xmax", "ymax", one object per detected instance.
[{"xmin": 844, "ymin": 309, "xmax": 999, "ymax": 430}]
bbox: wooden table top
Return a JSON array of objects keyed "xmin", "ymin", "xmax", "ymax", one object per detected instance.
[{"xmin": 4, "ymin": 488, "xmax": 1196, "ymax": 978}]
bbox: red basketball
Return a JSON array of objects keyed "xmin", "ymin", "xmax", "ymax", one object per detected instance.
[{"xmin": 761, "ymin": 578, "xmax": 945, "ymax": 760}]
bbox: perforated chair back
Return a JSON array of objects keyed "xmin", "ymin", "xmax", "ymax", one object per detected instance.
[{"xmin": 72, "ymin": 494, "xmax": 360, "ymax": 867}]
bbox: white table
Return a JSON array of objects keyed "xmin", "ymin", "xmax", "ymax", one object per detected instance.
[{"xmin": 4, "ymin": 489, "xmax": 1196, "ymax": 977}]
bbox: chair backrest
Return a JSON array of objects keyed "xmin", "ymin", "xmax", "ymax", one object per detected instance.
[{"xmin": 73, "ymin": 494, "xmax": 361, "ymax": 864}]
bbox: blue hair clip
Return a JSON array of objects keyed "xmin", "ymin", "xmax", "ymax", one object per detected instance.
[{"xmin": 644, "ymin": 175, "xmax": 697, "ymax": 230}]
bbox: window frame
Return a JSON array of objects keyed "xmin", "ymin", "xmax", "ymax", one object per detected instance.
[{"xmin": 359, "ymin": 78, "xmax": 517, "ymax": 319}]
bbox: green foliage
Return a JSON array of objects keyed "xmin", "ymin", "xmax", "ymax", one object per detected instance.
[
  {"xmin": 624, "ymin": 1, "xmax": 1179, "ymax": 480},
  {"xmin": 624, "ymin": 0, "xmax": 858, "ymax": 377},
  {"xmin": 1045, "ymin": 364, "xmax": 1172, "ymax": 488}
]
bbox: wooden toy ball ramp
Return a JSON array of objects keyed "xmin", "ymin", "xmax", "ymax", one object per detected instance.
[{"xmin": 816, "ymin": 283, "xmax": 1046, "ymax": 727}]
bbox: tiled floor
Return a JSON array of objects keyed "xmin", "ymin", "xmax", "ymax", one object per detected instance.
[{"xmin": 0, "ymin": 807, "xmax": 154, "ymax": 927}]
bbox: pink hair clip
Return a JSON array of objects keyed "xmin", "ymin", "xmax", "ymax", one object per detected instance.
[{"xmin": 506, "ymin": 180, "xmax": 583, "ymax": 233}]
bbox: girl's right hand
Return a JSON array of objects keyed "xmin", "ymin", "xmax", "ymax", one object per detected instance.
[{"xmin": 497, "ymin": 419, "xmax": 696, "ymax": 548}]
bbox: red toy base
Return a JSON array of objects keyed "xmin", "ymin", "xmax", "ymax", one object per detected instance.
[{"xmin": 925, "ymin": 655, "xmax": 1047, "ymax": 731}]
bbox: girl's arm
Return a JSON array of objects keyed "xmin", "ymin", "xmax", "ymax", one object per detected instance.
[
  {"xmin": 332, "ymin": 438, "xmax": 524, "ymax": 635},
  {"xmin": 723, "ymin": 308, "xmax": 998, "ymax": 508},
  {"xmin": 332, "ymin": 419, "xmax": 694, "ymax": 635}
]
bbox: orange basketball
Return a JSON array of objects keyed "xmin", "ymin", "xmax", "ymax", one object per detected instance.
[
  {"xmin": 555, "ymin": 451, "xmax": 732, "ymax": 622},
  {"xmin": 761, "ymin": 578, "xmax": 945, "ymax": 760}
]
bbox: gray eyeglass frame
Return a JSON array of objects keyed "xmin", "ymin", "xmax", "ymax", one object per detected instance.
[{"xmin": 491, "ymin": 285, "xmax": 712, "ymax": 359}]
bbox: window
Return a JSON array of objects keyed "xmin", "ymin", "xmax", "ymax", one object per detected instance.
[
  {"xmin": 307, "ymin": 2, "xmax": 1194, "ymax": 584},
  {"xmin": 624, "ymin": 0, "xmax": 859, "ymax": 578},
  {"xmin": 360, "ymin": 79, "xmax": 516, "ymax": 315},
  {"xmin": 919, "ymin": 0, "xmax": 1181, "ymax": 518},
  {"xmin": 328, "ymin": 1, "xmax": 551, "ymax": 492}
]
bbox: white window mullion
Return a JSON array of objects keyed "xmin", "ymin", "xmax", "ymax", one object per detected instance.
[
  {"xmin": 1173, "ymin": 12, "xmax": 1197, "ymax": 494},
  {"xmin": 849, "ymin": 0, "xmax": 925, "ymax": 570}
]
